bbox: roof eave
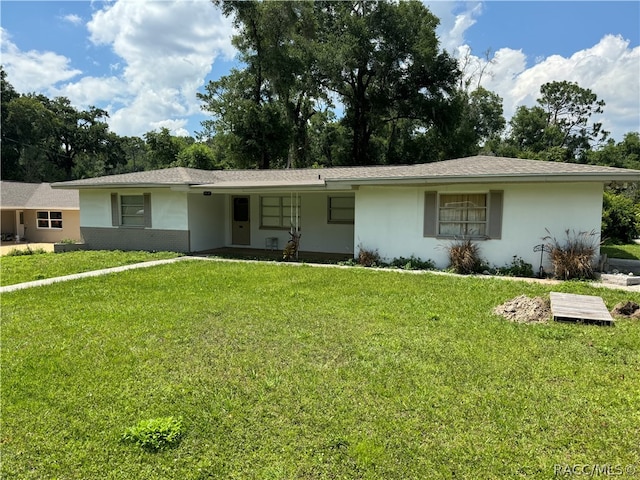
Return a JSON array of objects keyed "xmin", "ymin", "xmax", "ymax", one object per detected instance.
[{"xmin": 326, "ymin": 173, "xmax": 640, "ymax": 186}]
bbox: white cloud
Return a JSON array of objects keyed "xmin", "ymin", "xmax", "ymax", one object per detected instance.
[
  {"xmin": 477, "ymin": 34, "xmax": 640, "ymax": 141},
  {"xmin": 85, "ymin": 0, "xmax": 235, "ymax": 136},
  {"xmin": 61, "ymin": 14, "xmax": 83, "ymax": 26},
  {"xmin": 426, "ymin": 1, "xmax": 483, "ymax": 54},
  {"xmin": 0, "ymin": 28, "xmax": 82, "ymax": 92}
]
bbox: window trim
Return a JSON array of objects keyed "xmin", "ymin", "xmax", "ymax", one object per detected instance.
[
  {"xmin": 424, "ymin": 190, "xmax": 503, "ymax": 240},
  {"xmin": 327, "ymin": 196, "xmax": 355, "ymax": 225},
  {"xmin": 36, "ymin": 211, "xmax": 63, "ymax": 229}
]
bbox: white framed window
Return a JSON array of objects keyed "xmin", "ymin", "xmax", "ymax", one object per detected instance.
[
  {"xmin": 260, "ymin": 196, "xmax": 301, "ymax": 229},
  {"xmin": 37, "ymin": 211, "xmax": 63, "ymax": 229},
  {"xmin": 438, "ymin": 194, "xmax": 487, "ymax": 237},
  {"xmin": 328, "ymin": 196, "xmax": 355, "ymax": 224}
]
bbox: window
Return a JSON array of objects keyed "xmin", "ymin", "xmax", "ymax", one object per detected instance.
[
  {"xmin": 423, "ymin": 191, "xmax": 503, "ymax": 239},
  {"xmin": 260, "ymin": 196, "xmax": 300, "ymax": 229},
  {"xmin": 37, "ymin": 211, "xmax": 63, "ymax": 229},
  {"xmin": 328, "ymin": 196, "xmax": 355, "ymax": 224},
  {"xmin": 121, "ymin": 195, "xmax": 145, "ymax": 226},
  {"xmin": 111, "ymin": 193, "xmax": 151, "ymax": 228},
  {"xmin": 439, "ymin": 194, "xmax": 487, "ymax": 237}
]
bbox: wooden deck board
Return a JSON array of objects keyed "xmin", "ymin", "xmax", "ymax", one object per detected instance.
[{"xmin": 550, "ymin": 292, "xmax": 614, "ymax": 325}]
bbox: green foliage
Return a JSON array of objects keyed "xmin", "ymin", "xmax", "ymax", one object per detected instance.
[
  {"xmin": 447, "ymin": 238, "xmax": 482, "ymax": 274},
  {"xmin": 4, "ymin": 246, "xmax": 47, "ymax": 257},
  {"xmin": 494, "ymin": 256, "xmax": 535, "ymax": 278},
  {"xmin": 387, "ymin": 256, "xmax": 435, "ymax": 271},
  {"xmin": 602, "ymin": 190, "xmax": 640, "ymax": 243},
  {"xmin": 122, "ymin": 416, "xmax": 183, "ymax": 452},
  {"xmin": 543, "ymin": 229, "xmax": 599, "ymax": 280}
]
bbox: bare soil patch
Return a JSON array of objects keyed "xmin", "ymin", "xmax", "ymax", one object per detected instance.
[
  {"xmin": 611, "ymin": 301, "xmax": 640, "ymax": 319},
  {"xmin": 494, "ymin": 295, "xmax": 551, "ymax": 323}
]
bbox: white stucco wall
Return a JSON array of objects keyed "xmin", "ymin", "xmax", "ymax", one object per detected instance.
[
  {"xmin": 188, "ymin": 192, "xmax": 225, "ymax": 252},
  {"xmin": 354, "ymin": 182, "xmax": 604, "ymax": 270},
  {"xmin": 79, "ymin": 189, "xmax": 188, "ymax": 230}
]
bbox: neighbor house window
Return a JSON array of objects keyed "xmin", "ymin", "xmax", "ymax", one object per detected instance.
[
  {"xmin": 260, "ymin": 196, "xmax": 301, "ymax": 229},
  {"xmin": 111, "ymin": 193, "xmax": 151, "ymax": 227},
  {"xmin": 439, "ymin": 194, "xmax": 487, "ymax": 237},
  {"xmin": 423, "ymin": 191, "xmax": 503, "ymax": 239},
  {"xmin": 37, "ymin": 211, "xmax": 63, "ymax": 229},
  {"xmin": 328, "ymin": 196, "xmax": 355, "ymax": 224}
]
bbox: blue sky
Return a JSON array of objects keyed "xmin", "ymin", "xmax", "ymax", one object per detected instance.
[{"xmin": 2, "ymin": 1, "xmax": 639, "ymax": 141}]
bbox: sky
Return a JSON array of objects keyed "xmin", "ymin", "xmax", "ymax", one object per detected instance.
[{"xmin": 1, "ymin": 1, "xmax": 639, "ymax": 142}]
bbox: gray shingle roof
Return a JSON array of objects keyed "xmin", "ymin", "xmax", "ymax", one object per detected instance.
[
  {"xmin": 52, "ymin": 156, "xmax": 640, "ymax": 190},
  {"xmin": 1, "ymin": 182, "xmax": 79, "ymax": 209}
]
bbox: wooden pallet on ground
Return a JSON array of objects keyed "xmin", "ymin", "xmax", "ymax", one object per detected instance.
[{"xmin": 549, "ymin": 292, "xmax": 614, "ymax": 326}]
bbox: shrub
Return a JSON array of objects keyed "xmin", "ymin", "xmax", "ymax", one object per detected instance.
[
  {"xmin": 447, "ymin": 239, "xmax": 482, "ymax": 274},
  {"xmin": 602, "ymin": 191, "xmax": 640, "ymax": 243},
  {"xmin": 357, "ymin": 246, "xmax": 381, "ymax": 267},
  {"xmin": 495, "ymin": 256, "xmax": 534, "ymax": 278},
  {"xmin": 122, "ymin": 416, "xmax": 183, "ymax": 452},
  {"xmin": 543, "ymin": 229, "xmax": 598, "ymax": 280},
  {"xmin": 4, "ymin": 246, "xmax": 47, "ymax": 257},
  {"xmin": 388, "ymin": 256, "xmax": 435, "ymax": 271}
]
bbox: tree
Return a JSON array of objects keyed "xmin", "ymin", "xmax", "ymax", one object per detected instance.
[
  {"xmin": 200, "ymin": 1, "xmax": 316, "ymax": 169},
  {"xmin": 315, "ymin": 0, "xmax": 460, "ymax": 165},
  {"xmin": 441, "ymin": 87, "xmax": 505, "ymax": 158},
  {"xmin": 1, "ymin": 68, "xmax": 23, "ymax": 180},
  {"xmin": 144, "ymin": 127, "xmax": 193, "ymax": 169},
  {"xmin": 537, "ymin": 80, "xmax": 607, "ymax": 157},
  {"xmin": 5, "ymin": 94, "xmax": 57, "ymax": 181},
  {"xmin": 171, "ymin": 143, "xmax": 219, "ymax": 170}
]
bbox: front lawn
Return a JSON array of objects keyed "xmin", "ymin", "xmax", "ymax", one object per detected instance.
[
  {"xmin": 601, "ymin": 243, "xmax": 640, "ymax": 260},
  {"xmin": 0, "ymin": 250, "xmax": 182, "ymax": 286},
  {"xmin": 2, "ymin": 261, "xmax": 639, "ymax": 479}
]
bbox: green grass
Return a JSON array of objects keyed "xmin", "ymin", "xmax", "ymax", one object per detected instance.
[
  {"xmin": 2, "ymin": 260, "xmax": 639, "ymax": 479},
  {"xmin": 601, "ymin": 243, "xmax": 640, "ymax": 260},
  {"xmin": 0, "ymin": 250, "xmax": 182, "ymax": 286}
]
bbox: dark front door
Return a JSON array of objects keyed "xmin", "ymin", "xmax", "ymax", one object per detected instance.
[{"xmin": 232, "ymin": 196, "xmax": 250, "ymax": 245}]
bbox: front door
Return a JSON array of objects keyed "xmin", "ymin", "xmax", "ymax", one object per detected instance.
[
  {"xmin": 16, "ymin": 211, "xmax": 24, "ymax": 240},
  {"xmin": 232, "ymin": 196, "xmax": 250, "ymax": 245}
]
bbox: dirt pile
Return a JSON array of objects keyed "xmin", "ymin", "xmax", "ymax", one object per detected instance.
[
  {"xmin": 611, "ymin": 301, "xmax": 640, "ymax": 319},
  {"xmin": 494, "ymin": 295, "xmax": 551, "ymax": 323}
]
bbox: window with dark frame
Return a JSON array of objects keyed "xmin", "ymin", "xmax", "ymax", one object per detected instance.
[
  {"xmin": 120, "ymin": 195, "xmax": 145, "ymax": 226},
  {"xmin": 36, "ymin": 211, "xmax": 63, "ymax": 229},
  {"xmin": 328, "ymin": 196, "xmax": 355, "ymax": 224}
]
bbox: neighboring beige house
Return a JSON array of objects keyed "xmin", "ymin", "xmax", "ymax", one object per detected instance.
[
  {"xmin": 52, "ymin": 156, "xmax": 640, "ymax": 269},
  {"xmin": 1, "ymin": 181, "xmax": 81, "ymax": 243}
]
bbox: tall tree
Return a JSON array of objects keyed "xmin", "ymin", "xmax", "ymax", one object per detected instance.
[
  {"xmin": 315, "ymin": 0, "xmax": 460, "ymax": 165},
  {"xmin": 1, "ymin": 68, "xmax": 23, "ymax": 180},
  {"xmin": 200, "ymin": 1, "xmax": 317, "ymax": 169},
  {"xmin": 502, "ymin": 80, "xmax": 608, "ymax": 162}
]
